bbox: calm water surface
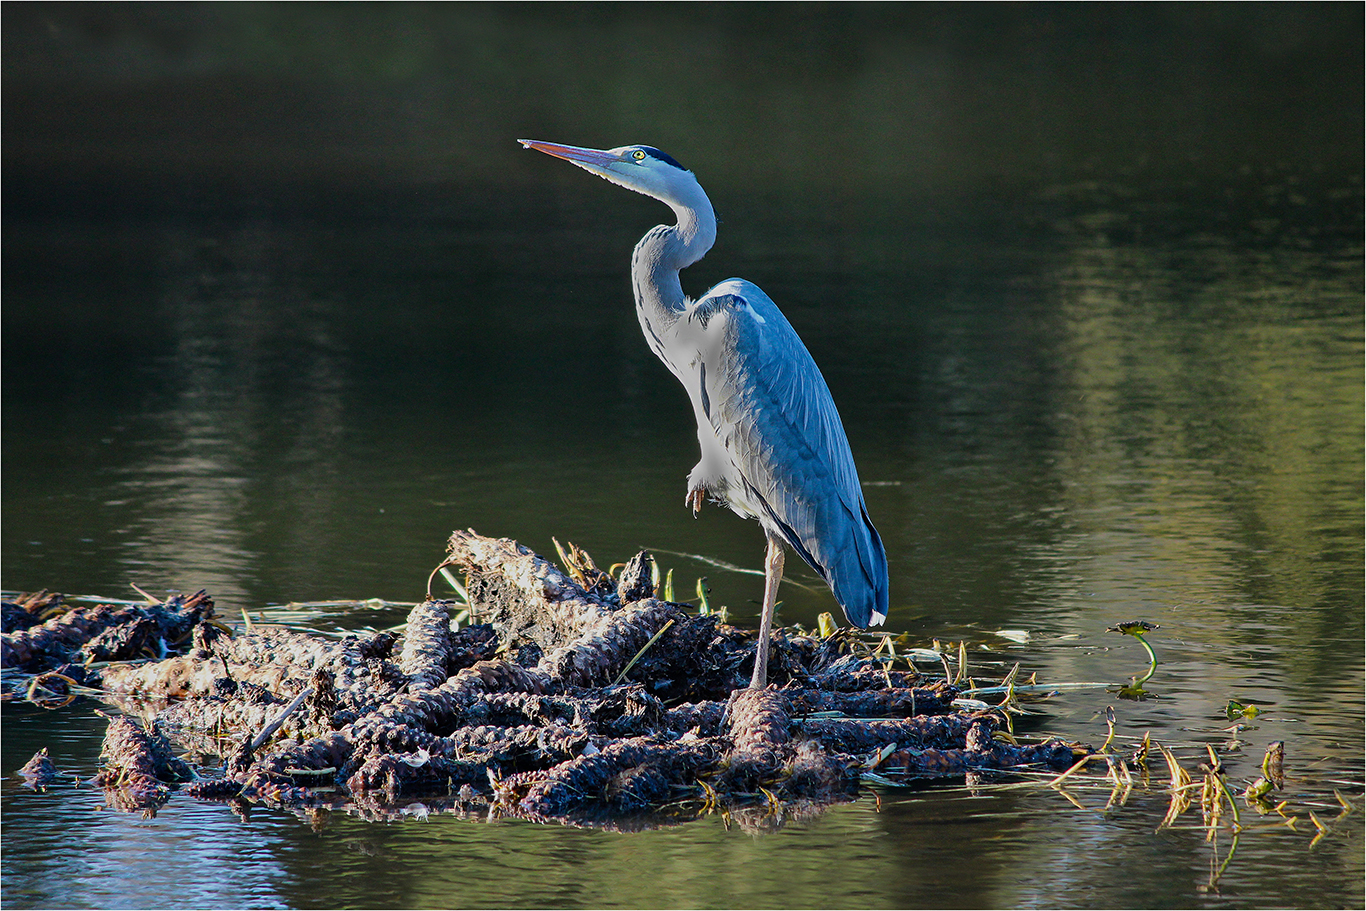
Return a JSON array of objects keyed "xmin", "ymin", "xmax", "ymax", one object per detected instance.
[{"xmin": 3, "ymin": 169, "xmax": 1362, "ymax": 908}]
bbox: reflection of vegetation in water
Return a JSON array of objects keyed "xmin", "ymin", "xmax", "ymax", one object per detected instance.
[
  {"xmin": 1038, "ymin": 208, "xmax": 1363, "ymax": 711},
  {"xmin": 3, "ymin": 5, "xmax": 1361, "ymax": 196}
]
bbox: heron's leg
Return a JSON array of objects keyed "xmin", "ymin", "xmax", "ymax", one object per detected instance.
[
  {"xmin": 686, "ymin": 486, "xmax": 705, "ymax": 515},
  {"xmin": 749, "ymin": 533, "xmax": 785, "ymax": 689}
]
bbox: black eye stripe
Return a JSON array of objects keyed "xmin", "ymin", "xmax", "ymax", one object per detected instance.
[{"xmin": 637, "ymin": 146, "xmax": 687, "ymax": 171}]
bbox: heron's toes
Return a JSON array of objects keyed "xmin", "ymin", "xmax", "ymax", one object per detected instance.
[{"xmin": 686, "ymin": 487, "xmax": 704, "ymax": 516}]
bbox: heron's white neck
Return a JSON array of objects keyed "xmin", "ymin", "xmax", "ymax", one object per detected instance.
[{"xmin": 631, "ymin": 184, "xmax": 716, "ymax": 345}]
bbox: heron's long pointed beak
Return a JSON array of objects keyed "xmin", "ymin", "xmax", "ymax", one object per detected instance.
[
  {"xmin": 518, "ymin": 139, "xmax": 634, "ymax": 188},
  {"xmin": 518, "ymin": 139, "xmax": 621, "ymax": 169}
]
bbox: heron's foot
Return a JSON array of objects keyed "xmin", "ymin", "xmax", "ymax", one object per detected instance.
[{"xmin": 686, "ymin": 486, "xmax": 705, "ymax": 516}]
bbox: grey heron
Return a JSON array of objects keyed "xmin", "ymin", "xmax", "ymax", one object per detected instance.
[{"xmin": 519, "ymin": 139, "xmax": 888, "ymax": 689}]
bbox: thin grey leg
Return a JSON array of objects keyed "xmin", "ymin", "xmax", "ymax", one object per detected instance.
[{"xmin": 749, "ymin": 533, "xmax": 785, "ymax": 689}]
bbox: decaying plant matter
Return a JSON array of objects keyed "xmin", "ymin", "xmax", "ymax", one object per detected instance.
[
  {"xmin": 1, "ymin": 590, "xmax": 214, "ymax": 673},
  {"xmin": 92, "ymin": 713, "xmax": 193, "ymax": 810},
  {"xmin": 18, "ymin": 747, "xmax": 59, "ymax": 789},
  {"xmin": 3, "ymin": 530, "xmax": 1084, "ymax": 827}
]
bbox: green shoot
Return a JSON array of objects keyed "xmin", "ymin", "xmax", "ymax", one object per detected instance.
[
  {"xmin": 611, "ymin": 619, "xmax": 676, "ymax": 686},
  {"xmin": 817, "ymin": 611, "xmax": 837, "ymax": 639},
  {"xmin": 1108, "ymin": 620, "xmax": 1158, "ymax": 694}
]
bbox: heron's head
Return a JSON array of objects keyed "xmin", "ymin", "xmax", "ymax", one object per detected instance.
[{"xmin": 519, "ymin": 140, "xmax": 704, "ymax": 211}]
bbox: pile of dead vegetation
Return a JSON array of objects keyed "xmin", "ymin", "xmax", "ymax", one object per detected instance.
[{"xmin": 3, "ymin": 530, "xmax": 1082, "ymax": 827}]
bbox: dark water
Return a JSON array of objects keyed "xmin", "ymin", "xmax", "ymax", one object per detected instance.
[{"xmin": 3, "ymin": 6, "xmax": 1363, "ymax": 909}]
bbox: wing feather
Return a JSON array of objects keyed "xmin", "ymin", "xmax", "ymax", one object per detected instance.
[{"xmin": 685, "ymin": 280, "xmax": 888, "ymax": 627}]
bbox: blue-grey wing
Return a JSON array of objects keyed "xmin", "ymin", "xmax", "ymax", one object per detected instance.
[{"xmin": 691, "ymin": 280, "xmax": 888, "ymax": 627}]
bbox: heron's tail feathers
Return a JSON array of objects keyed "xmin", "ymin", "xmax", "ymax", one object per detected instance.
[{"xmin": 825, "ymin": 505, "xmax": 889, "ymax": 630}]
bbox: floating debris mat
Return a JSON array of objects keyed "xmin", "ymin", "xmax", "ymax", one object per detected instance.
[{"xmin": 3, "ymin": 530, "xmax": 1083, "ymax": 827}]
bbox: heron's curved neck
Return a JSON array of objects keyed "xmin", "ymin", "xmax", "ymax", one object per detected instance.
[{"xmin": 631, "ymin": 187, "xmax": 716, "ymax": 329}]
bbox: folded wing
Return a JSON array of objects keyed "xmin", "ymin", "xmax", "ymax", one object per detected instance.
[{"xmin": 687, "ymin": 279, "xmax": 888, "ymax": 628}]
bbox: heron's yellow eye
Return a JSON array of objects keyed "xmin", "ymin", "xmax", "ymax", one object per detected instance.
[{"xmin": 632, "ymin": 149, "xmax": 646, "ymax": 162}]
